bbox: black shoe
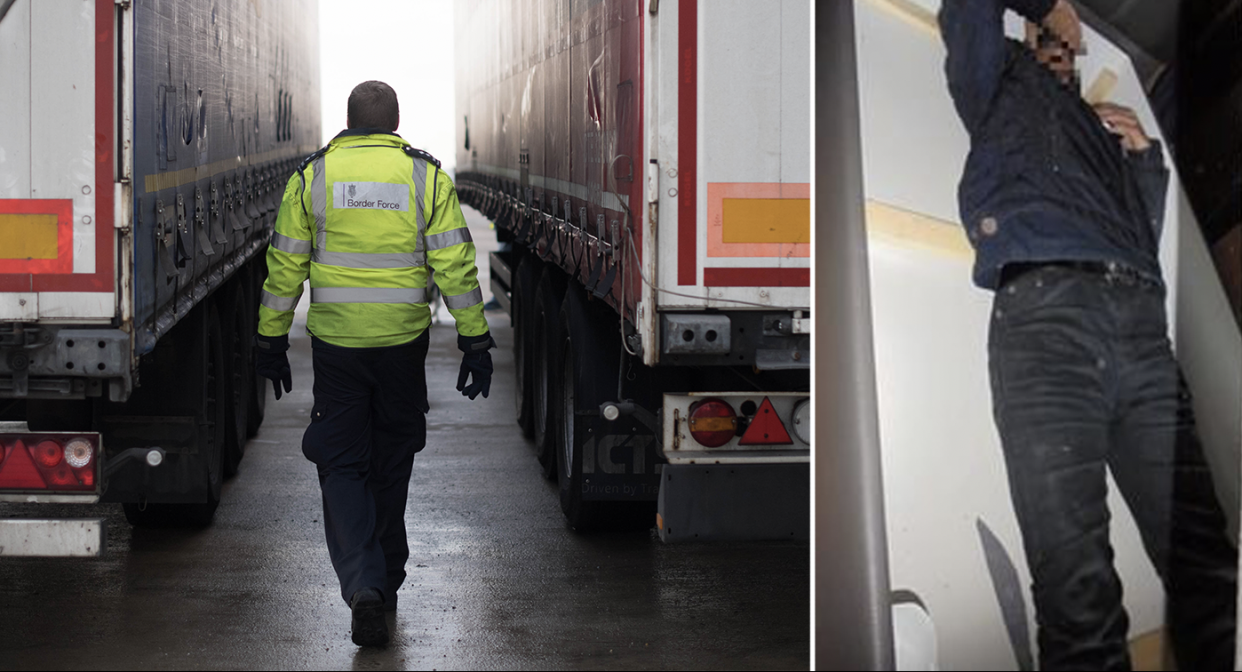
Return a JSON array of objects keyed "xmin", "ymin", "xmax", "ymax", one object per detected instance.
[
  {"xmin": 383, "ymin": 593, "xmax": 397, "ymax": 612},
  {"xmin": 350, "ymin": 587, "xmax": 389, "ymax": 647}
]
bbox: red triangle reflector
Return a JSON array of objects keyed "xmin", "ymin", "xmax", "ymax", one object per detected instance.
[
  {"xmin": 738, "ymin": 397, "xmax": 793, "ymax": 445},
  {"xmin": 0, "ymin": 441, "xmax": 49, "ymax": 489}
]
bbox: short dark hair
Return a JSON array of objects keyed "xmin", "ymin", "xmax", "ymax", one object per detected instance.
[{"xmin": 347, "ymin": 81, "xmax": 399, "ymax": 132}]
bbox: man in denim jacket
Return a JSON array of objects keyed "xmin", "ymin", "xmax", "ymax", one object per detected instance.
[{"xmin": 940, "ymin": 0, "xmax": 1238, "ymax": 668}]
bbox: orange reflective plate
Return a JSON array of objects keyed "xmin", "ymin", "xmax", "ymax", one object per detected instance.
[
  {"xmin": 0, "ymin": 214, "xmax": 58, "ymax": 260},
  {"xmin": 722, "ymin": 198, "xmax": 810, "ymax": 244}
]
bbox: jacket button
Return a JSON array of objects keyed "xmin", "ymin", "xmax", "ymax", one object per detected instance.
[{"xmin": 980, "ymin": 216, "xmax": 998, "ymax": 236}]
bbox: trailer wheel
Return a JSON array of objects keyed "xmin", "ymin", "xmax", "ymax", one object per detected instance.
[
  {"xmin": 556, "ymin": 287, "xmax": 622, "ymax": 530},
  {"xmin": 122, "ymin": 301, "xmax": 226, "ymax": 528},
  {"xmin": 247, "ymin": 261, "xmax": 268, "ymax": 437},
  {"xmin": 532, "ymin": 269, "xmax": 565, "ymax": 479},
  {"xmin": 512, "ymin": 255, "xmax": 538, "ymax": 438},
  {"xmin": 220, "ymin": 279, "xmax": 252, "ymax": 476}
]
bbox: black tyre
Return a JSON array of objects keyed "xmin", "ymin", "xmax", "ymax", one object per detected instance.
[
  {"xmin": 556, "ymin": 286, "xmax": 621, "ymax": 531},
  {"xmin": 123, "ymin": 301, "xmax": 226, "ymax": 528},
  {"xmin": 532, "ymin": 269, "xmax": 566, "ymax": 480},
  {"xmin": 512, "ymin": 255, "xmax": 538, "ymax": 438},
  {"xmin": 247, "ymin": 261, "xmax": 267, "ymax": 438},
  {"xmin": 220, "ymin": 279, "xmax": 252, "ymax": 477}
]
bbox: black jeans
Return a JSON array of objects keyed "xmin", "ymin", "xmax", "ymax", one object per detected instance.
[
  {"xmin": 302, "ymin": 332, "xmax": 430, "ymax": 607},
  {"xmin": 988, "ymin": 265, "xmax": 1237, "ymax": 670}
]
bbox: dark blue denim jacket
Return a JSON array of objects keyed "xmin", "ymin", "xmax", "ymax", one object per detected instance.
[{"xmin": 939, "ymin": 0, "xmax": 1170, "ymax": 290}]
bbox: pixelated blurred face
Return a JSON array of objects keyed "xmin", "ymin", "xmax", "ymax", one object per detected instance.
[{"xmin": 1025, "ymin": 22, "xmax": 1080, "ymax": 86}]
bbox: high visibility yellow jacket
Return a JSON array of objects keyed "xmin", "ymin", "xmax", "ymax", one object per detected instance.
[{"xmin": 257, "ymin": 129, "xmax": 488, "ymax": 347}]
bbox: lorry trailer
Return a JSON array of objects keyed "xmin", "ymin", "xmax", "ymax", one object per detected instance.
[
  {"xmin": 454, "ymin": 0, "xmax": 812, "ymax": 539},
  {"xmin": 0, "ymin": 0, "xmax": 320, "ymax": 550}
]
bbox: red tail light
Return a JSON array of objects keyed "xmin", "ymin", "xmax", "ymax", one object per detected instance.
[
  {"xmin": 687, "ymin": 399, "xmax": 738, "ymax": 448},
  {"xmin": 0, "ymin": 434, "xmax": 100, "ymax": 492},
  {"xmin": 32, "ymin": 440, "xmax": 63, "ymax": 468},
  {"xmin": 0, "ymin": 441, "xmax": 49, "ymax": 490}
]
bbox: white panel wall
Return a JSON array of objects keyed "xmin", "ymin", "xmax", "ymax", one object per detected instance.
[
  {"xmin": 702, "ymin": 0, "xmax": 782, "ymax": 184},
  {"xmin": 0, "ymin": 0, "xmax": 32, "ymax": 199},
  {"xmin": 780, "ymin": 0, "xmax": 811, "ymax": 185},
  {"xmin": 37, "ymin": 292, "xmax": 114, "ymax": 319},
  {"xmin": 30, "ymin": 0, "xmax": 96, "ymax": 275},
  {"xmin": 652, "ymin": 0, "xmax": 811, "ymax": 310}
]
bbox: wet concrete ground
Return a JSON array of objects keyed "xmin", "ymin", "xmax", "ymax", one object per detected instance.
[{"xmin": 0, "ymin": 209, "xmax": 809, "ymax": 670}]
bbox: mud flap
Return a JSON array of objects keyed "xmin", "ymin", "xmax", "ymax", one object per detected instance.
[
  {"xmin": 579, "ymin": 415, "xmax": 661, "ymax": 502},
  {"xmin": 98, "ymin": 415, "xmax": 208, "ymax": 503},
  {"xmin": 657, "ymin": 463, "xmax": 810, "ymax": 542}
]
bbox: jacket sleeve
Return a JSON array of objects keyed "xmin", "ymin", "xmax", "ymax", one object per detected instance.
[
  {"xmin": 424, "ymin": 167, "xmax": 489, "ymax": 338},
  {"xmin": 257, "ymin": 171, "xmax": 313, "ymax": 338},
  {"xmin": 1128, "ymin": 140, "xmax": 1170, "ymax": 240},
  {"xmin": 939, "ymin": 0, "xmax": 1057, "ymax": 133}
]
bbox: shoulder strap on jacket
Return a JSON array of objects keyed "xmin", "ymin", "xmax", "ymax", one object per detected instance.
[
  {"xmin": 295, "ymin": 146, "xmax": 330, "ymax": 217},
  {"xmin": 297, "ymin": 145, "xmax": 330, "ymax": 195},
  {"xmin": 402, "ymin": 145, "xmax": 442, "ymax": 170},
  {"xmin": 400, "ymin": 146, "xmax": 441, "ymax": 223}
]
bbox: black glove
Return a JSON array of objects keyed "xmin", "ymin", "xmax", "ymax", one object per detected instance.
[
  {"xmin": 254, "ymin": 333, "xmax": 293, "ymax": 400},
  {"xmin": 456, "ymin": 332, "xmax": 496, "ymax": 400}
]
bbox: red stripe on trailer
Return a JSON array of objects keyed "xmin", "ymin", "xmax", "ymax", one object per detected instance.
[
  {"xmin": 0, "ymin": 276, "xmax": 32, "ymax": 292},
  {"xmin": 703, "ymin": 268, "xmax": 810, "ymax": 287},
  {"xmin": 87, "ymin": 0, "xmax": 115, "ymax": 289},
  {"xmin": 677, "ymin": 0, "xmax": 696, "ymax": 286},
  {"xmin": 630, "ymin": 0, "xmax": 645, "ymax": 321}
]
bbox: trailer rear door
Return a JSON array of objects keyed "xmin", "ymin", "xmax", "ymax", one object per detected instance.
[
  {"xmin": 650, "ymin": 0, "xmax": 811, "ymax": 310},
  {"xmin": 0, "ymin": 0, "xmax": 116, "ymax": 321}
]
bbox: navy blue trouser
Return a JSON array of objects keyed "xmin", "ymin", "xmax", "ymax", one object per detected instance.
[
  {"xmin": 988, "ymin": 265, "xmax": 1237, "ymax": 670},
  {"xmin": 302, "ymin": 332, "xmax": 430, "ymax": 606}
]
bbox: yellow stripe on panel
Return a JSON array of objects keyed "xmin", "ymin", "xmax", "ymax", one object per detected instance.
[
  {"xmin": 864, "ymin": 200, "xmax": 973, "ymax": 259},
  {"xmin": 142, "ymin": 145, "xmax": 320, "ymax": 194},
  {"xmin": 0, "ymin": 214, "xmax": 58, "ymax": 259},
  {"xmin": 867, "ymin": 0, "xmax": 938, "ymax": 36}
]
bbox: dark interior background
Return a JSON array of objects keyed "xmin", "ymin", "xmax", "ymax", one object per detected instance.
[{"xmin": 1078, "ymin": 0, "xmax": 1242, "ymax": 318}]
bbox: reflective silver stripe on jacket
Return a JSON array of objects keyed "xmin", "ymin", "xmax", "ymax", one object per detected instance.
[
  {"xmin": 272, "ymin": 232, "xmax": 313, "ymax": 255},
  {"xmin": 424, "ymin": 226, "xmax": 473, "ymax": 251},
  {"xmin": 311, "ymin": 250, "xmax": 422, "ymax": 269},
  {"xmin": 310, "ymin": 287, "xmax": 429, "ymax": 304},
  {"xmin": 311, "ymin": 155, "xmax": 327, "ymax": 251},
  {"xmin": 260, "ymin": 289, "xmax": 301, "ymax": 312},
  {"xmin": 442, "ymin": 287, "xmax": 484, "ymax": 310},
  {"xmin": 412, "ymin": 159, "xmax": 427, "ymax": 256}
]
